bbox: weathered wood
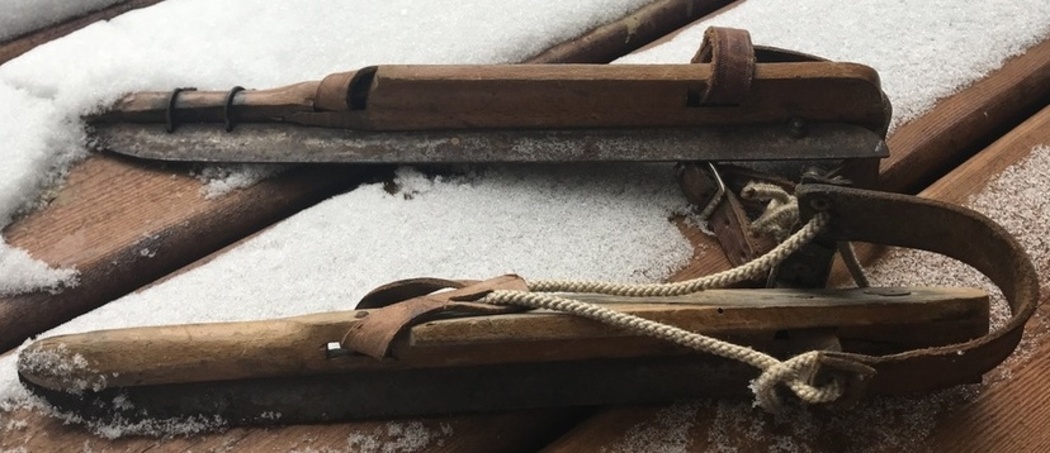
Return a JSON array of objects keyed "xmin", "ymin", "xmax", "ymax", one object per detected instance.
[
  {"xmin": 900, "ymin": 105, "xmax": 1050, "ymax": 452},
  {"xmin": 19, "ymin": 286, "xmax": 987, "ymax": 392},
  {"xmin": 880, "ymin": 38, "xmax": 1050, "ymax": 193},
  {"xmin": 671, "ymin": 36, "xmax": 1050, "ymax": 282},
  {"xmin": 0, "ymin": 3, "xmax": 736, "ymax": 449},
  {"xmin": 0, "ymin": 0, "xmax": 164, "ymax": 65},
  {"xmin": 542, "ymin": 102, "xmax": 1050, "ymax": 453},
  {"xmin": 2, "ymin": 8, "xmax": 1046, "ymax": 453},
  {"xmin": 96, "ymin": 63, "xmax": 887, "ymax": 132},
  {"xmin": 0, "ymin": 159, "xmax": 363, "ymax": 353},
  {"xmin": 0, "ymin": 1, "xmax": 738, "ymax": 353}
]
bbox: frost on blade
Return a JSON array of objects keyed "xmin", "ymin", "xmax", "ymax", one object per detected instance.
[{"xmin": 85, "ymin": 413, "xmax": 226, "ymax": 440}]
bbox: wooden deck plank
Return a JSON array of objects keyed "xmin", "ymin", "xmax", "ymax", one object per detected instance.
[
  {"xmin": 0, "ymin": 0, "xmax": 733, "ymax": 353},
  {"xmin": 0, "ymin": 404, "xmax": 589, "ymax": 452},
  {"xmin": 0, "ymin": 2, "xmax": 734, "ymax": 451},
  {"xmin": 671, "ymin": 36, "xmax": 1050, "ymax": 282},
  {"xmin": 0, "ymin": 0, "xmax": 164, "ymax": 65},
  {"xmin": 4, "ymin": 4, "xmax": 1048, "ymax": 451},
  {"xmin": 542, "ymin": 104, "xmax": 1050, "ymax": 452}
]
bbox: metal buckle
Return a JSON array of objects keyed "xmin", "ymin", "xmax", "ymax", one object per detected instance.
[{"xmin": 696, "ymin": 162, "xmax": 726, "ymax": 221}]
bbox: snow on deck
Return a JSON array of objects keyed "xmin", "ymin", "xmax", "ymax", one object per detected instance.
[
  {"xmin": 0, "ymin": 0, "xmax": 127, "ymax": 42},
  {"xmin": 1, "ymin": 0, "xmax": 1050, "ymax": 446},
  {"xmin": 0, "ymin": 0, "xmax": 653, "ymax": 295}
]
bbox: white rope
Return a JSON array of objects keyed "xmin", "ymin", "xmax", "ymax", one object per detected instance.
[
  {"xmin": 741, "ymin": 181, "xmax": 800, "ymax": 242},
  {"xmin": 528, "ymin": 213, "xmax": 829, "ymax": 297},
  {"xmin": 480, "ymin": 212, "xmax": 847, "ymax": 413}
]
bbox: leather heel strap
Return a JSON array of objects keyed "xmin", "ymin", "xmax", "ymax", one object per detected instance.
[
  {"xmin": 692, "ymin": 27, "xmax": 756, "ymax": 105},
  {"xmin": 797, "ymin": 184, "xmax": 1040, "ymax": 394}
]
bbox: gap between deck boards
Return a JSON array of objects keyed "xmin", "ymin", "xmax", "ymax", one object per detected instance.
[
  {"xmin": 2, "ymin": 5, "xmax": 1049, "ymax": 452},
  {"xmin": 542, "ymin": 104, "xmax": 1050, "ymax": 453},
  {"xmin": 0, "ymin": 0, "xmax": 734, "ymax": 353}
]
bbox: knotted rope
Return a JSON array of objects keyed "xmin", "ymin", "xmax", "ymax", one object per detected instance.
[{"xmin": 480, "ymin": 206, "xmax": 847, "ymax": 413}]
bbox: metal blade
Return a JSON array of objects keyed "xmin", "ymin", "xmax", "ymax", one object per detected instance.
[
  {"xmin": 93, "ymin": 122, "xmax": 887, "ymax": 164},
  {"xmin": 22, "ymin": 355, "xmax": 753, "ymax": 426}
]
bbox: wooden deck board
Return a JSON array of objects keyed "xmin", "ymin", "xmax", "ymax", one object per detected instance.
[
  {"xmin": 543, "ymin": 104, "xmax": 1050, "ymax": 452},
  {"xmin": 0, "ymin": 2, "xmax": 733, "ymax": 450},
  {"xmin": 0, "ymin": 405, "xmax": 589, "ymax": 452},
  {"xmin": 0, "ymin": 0, "xmax": 164, "ymax": 65},
  {"xmin": 3, "ymin": 4, "xmax": 1050, "ymax": 451},
  {"xmin": 0, "ymin": 0, "xmax": 733, "ymax": 352},
  {"xmin": 670, "ymin": 36, "xmax": 1050, "ymax": 282}
]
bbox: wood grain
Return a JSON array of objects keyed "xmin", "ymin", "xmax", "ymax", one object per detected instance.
[
  {"xmin": 19, "ymin": 287, "xmax": 985, "ymax": 392},
  {"xmin": 0, "ymin": 3, "xmax": 736, "ymax": 450},
  {"xmin": 671, "ymin": 36, "xmax": 1050, "ymax": 282},
  {"xmin": 0, "ymin": 0, "xmax": 164, "ymax": 64},
  {"xmin": 0, "ymin": 160, "xmax": 363, "ymax": 352},
  {"xmin": 880, "ymin": 38, "xmax": 1050, "ymax": 193},
  {"xmin": 102, "ymin": 63, "xmax": 887, "ymax": 131},
  {"xmin": 0, "ymin": 0, "xmax": 734, "ymax": 353},
  {"xmin": 2, "ymin": 5, "xmax": 1045, "ymax": 452},
  {"xmin": 0, "ymin": 404, "xmax": 589, "ymax": 453},
  {"xmin": 541, "ymin": 104, "xmax": 1050, "ymax": 453}
]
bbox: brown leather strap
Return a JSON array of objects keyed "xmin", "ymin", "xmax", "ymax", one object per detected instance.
[
  {"xmin": 678, "ymin": 163, "xmax": 782, "ymax": 269},
  {"xmin": 692, "ymin": 27, "xmax": 755, "ymax": 105},
  {"xmin": 341, "ymin": 275, "xmax": 529, "ymax": 359},
  {"xmin": 797, "ymin": 184, "xmax": 1040, "ymax": 394}
]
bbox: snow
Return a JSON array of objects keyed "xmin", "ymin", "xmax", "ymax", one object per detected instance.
[
  {"xmin": 604, "ymin": 145, "xmax": 1050, "ymax": 452},
  {"xmin": 0, "ymin": 0, "xmax": 126, "ymax": 42},
  {"xmin": 617, "ymin": 0, "xmax": 1050, "ymax": 131},
  {"xmin": 7, "ymin": 164, "xmax": 694, "ymax": 332},
  {"xmin": 1, "ymin": 0, "xmax": 1050, "ymax": 446},
  {"xmin": 0, "ymin": 0, "xmax": 654, "ymax": 294}
]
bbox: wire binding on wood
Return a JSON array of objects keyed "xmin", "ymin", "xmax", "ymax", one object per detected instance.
[
  {"xmin": 165, "ymin": 87, "xmax": 197, "ymax": 133},
  {"xmin": 224, "ymin": 86, "xmax": 245, "ymax": 132}
]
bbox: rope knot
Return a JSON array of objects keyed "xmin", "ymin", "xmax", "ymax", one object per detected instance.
[
  {"xmin": 741, "ymin": 181, "xmax": 799, "ymax": 242},
  {"xmin": 751, "ymin": 351, "xmax": 875, "ymax": 413}
]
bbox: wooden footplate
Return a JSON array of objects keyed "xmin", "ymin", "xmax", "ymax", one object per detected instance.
[{"xmin": 20, "ymin": 286, "xmax": 987, "ymax": 424}]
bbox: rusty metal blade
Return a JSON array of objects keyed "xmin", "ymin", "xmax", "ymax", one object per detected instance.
[{"xmin": 93, "ymin": 122, "xmax": 887, "ymax": 164}]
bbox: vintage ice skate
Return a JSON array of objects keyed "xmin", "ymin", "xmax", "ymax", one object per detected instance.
[{"xmin": 18, "ymin": 28, "xmax": 1038, "ymax": 426}]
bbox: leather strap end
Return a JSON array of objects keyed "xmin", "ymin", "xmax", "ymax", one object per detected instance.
[
  {"xmin": 691, "ymin": 27, "xmax": 756, "ymax": 106},
  {"xmin": 342, "ymin": 275, "xmax": 529, "ymax": 359}
]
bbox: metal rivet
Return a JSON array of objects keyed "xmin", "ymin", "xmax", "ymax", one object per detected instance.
[{"xmin": 789, "ymin": 118, "xmax": 808, "ymax": 138}]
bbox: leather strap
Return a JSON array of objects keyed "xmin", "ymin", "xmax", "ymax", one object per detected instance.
[
  {"xmin": 342, "ymin": 185, "xmax": 1038, "ymax": 400},
  {"xmin": 341, "ymin": 275, "xmax": 529, "ymax": 359},
  {"xmin": 681, "ymin": 28, "xmax": 831, "ymax": 272},
  {"xmin": 692, "ymin": 27, "xmax": 756, "ymax": 105},
  {"xmin": 797, "ymin": 184, "xmax": 1040, "ymax": 394}
]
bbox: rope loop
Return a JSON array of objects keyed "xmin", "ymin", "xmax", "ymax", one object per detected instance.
[
  {"xmin": 475, "ymin": 207, "xmax": 877, "ymax": 412},
  {"xmin": 750, "ymin": 350, "xmax": 845, "ymax": 413}
]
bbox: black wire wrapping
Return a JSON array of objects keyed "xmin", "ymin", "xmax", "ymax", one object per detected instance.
[
  {"xmin": 165, "ymin": 87, "xmax": 197, "ymax": 133},
  {"xmin": 223, "ymin": 86, "xmax": 246, "ymax": 132}
]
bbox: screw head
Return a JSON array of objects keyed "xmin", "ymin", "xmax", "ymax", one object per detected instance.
[
  {"xmin": 789, "ymin": 118, "xmax": 808, "ymax": 138},
  {"xmin": 809, "ymin": 197, "xmax": 831, "ymax": 211}
]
